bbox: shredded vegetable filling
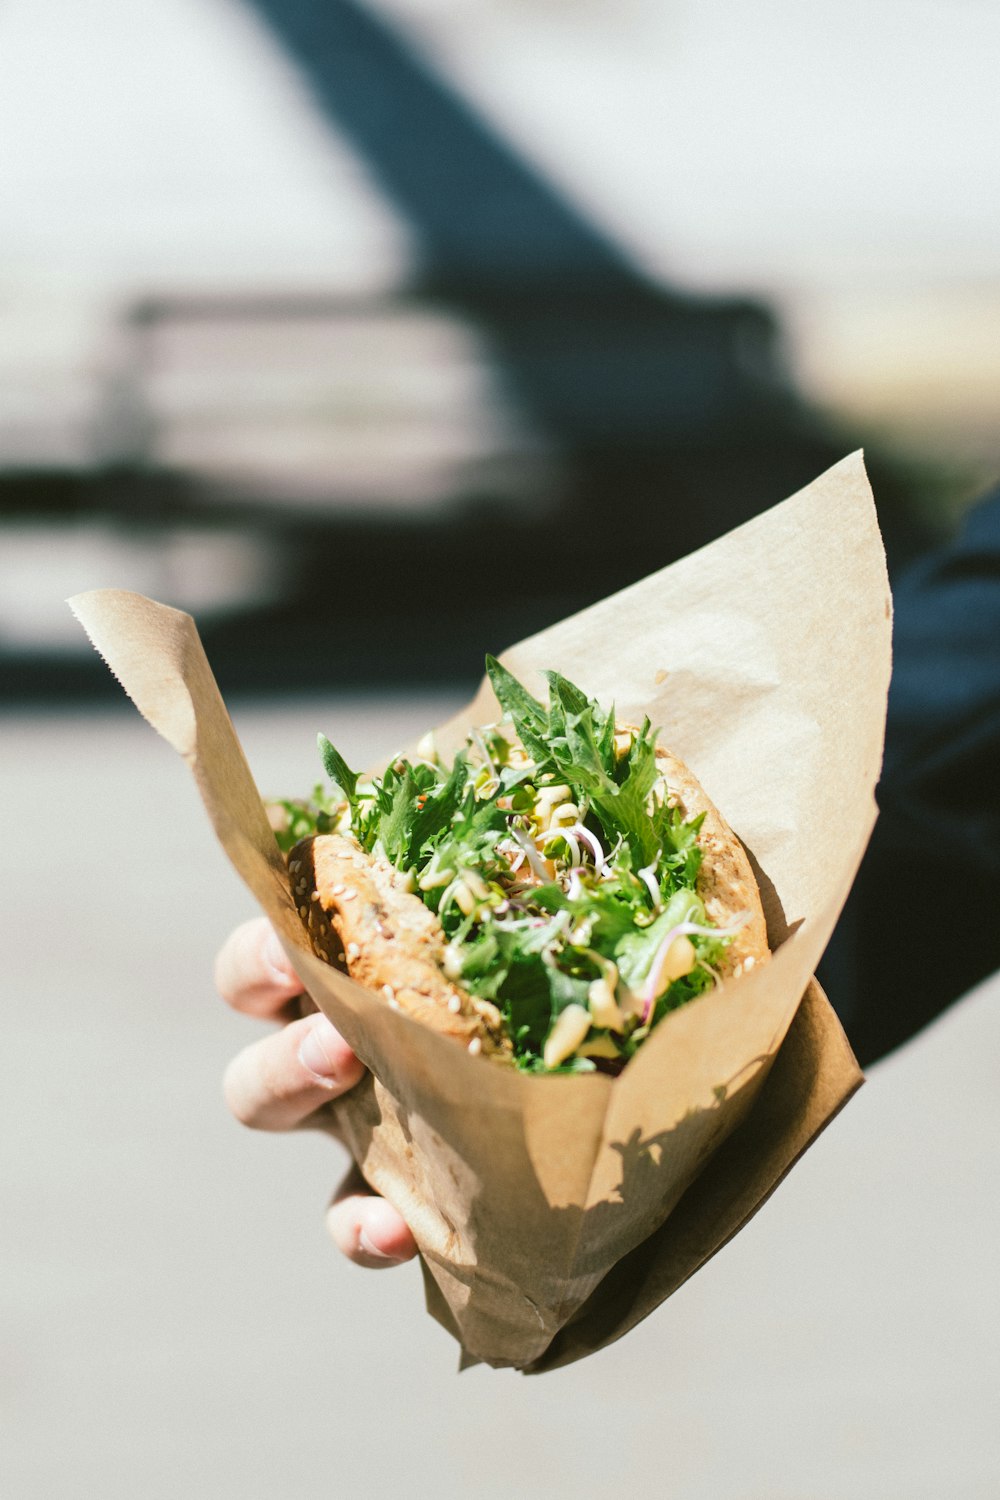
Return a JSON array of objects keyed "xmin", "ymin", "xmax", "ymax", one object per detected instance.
[{"xmin": 275, "ymin": 659, "xmax": 745, "ymax": 1074}]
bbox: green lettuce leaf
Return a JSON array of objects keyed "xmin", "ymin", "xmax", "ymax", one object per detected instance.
[{"xmin": 317, "ymin": 734, "xmax": 361, "ymax": 815}]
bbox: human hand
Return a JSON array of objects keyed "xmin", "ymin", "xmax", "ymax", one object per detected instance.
[{"xmin": 214, "ymin": 917, "xmax": 418, "ymax": 1269}]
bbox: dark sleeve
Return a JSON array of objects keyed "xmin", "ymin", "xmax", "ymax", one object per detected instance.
[{"xmin": 818, "ymin": 484, "xmax": 1000, "ymax": 1065}]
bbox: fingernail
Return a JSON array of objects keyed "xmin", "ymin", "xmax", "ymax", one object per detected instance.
[
  {"xmin": 358, "ymin": 1228, "xmax": 408, "ymax": 1263},
  {"xmin": 298, "ymin": 1014, "xmax": 342, "ymax": 1087},
  {"xmin": 263, "ymin": 927, "xmax": 299, "ymax": 990}
]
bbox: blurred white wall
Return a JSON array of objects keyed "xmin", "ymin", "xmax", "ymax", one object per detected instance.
[{"xmin": 0, "ymin": 0, "xmax": 997, "ymax": 472}]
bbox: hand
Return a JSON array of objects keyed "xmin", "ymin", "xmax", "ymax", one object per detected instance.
[{"xmin": 214, "ymin": 917, "xmax": 418, "ymax": 1269}]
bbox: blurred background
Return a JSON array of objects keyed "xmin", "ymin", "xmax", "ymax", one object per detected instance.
[
  {"xmin": 2, "ymin": 0, "xmax": 998, "ymax": 692},
  {"xmin": 4, "ymin": 3, "xmax": 1000, "ymax": 1496}
]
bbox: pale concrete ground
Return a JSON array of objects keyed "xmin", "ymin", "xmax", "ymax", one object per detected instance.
[{"xmin": 3, "ymin": 697, "xmax": 998, "ymax": 1500}]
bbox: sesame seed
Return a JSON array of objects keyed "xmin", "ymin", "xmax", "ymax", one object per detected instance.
[
  {"xmin": 346, "ymin": 942, "xmax": 360, "ymax": 960},
  {"xmin": 448, "ymin": 994, "xmax": 462, "ymax": 1013},
  {"xmin": 388, "ymin": 997, "xmax": 401, "ymax": 1011},
  {"xmin": 744, "ymin": 956, "xmax": 756, "ymax": 970},
  {"xmin": 341, "ymin": 889, "xmax": 357, "ymax": 902},
  {"xmin": 382, "ymin": 984, "xmax": 395, "ymax": 1001},
  {"xmin": 298, "ymin": 905, "xmax": 308, "ymax": 919},
  {"xmin": 331, "ymin": 883, "xmax": 346, "ymax": 896},
  {"xmin": 467, "ymin": 1037, "xmax": 482, "ymax": 1057}
]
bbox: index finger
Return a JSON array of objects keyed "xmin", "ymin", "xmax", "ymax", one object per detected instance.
[{"xmin": 215, "ymin": 917, "xmax": 306, "ymax": 1019}]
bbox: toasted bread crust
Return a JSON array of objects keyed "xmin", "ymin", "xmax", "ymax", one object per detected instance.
[
  {"xmin": 288, "ymin": 833, "xmax": 511, "ymax": 1058},
  {"xmin": 650, "ymin": 742, "xmax": 770, "ymax": 976}
]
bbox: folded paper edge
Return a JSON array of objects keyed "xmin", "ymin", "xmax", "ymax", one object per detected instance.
[{"xmin": 520, "ymin": 980, "xmax": 862, "ymax": 1373}]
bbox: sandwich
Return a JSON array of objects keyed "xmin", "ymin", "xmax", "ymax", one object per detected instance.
[{"xmin": 275, "ymin": 658, "xmax": 769, "ymax": 1073}]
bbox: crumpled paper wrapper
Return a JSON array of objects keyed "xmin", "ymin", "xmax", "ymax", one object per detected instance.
[{"xmin": 71, "ymin": 450, "xmax": 890, "ymax": 1373}]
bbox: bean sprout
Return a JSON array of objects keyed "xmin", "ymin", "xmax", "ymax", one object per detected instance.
[
  {"xmin": 509, "ymin": 825, "xmax": 551, "ymax": 881},
  {"xmin": 571, "ymin": 824, "xmax": 608, "ymax": 875},
  {"xmin": 638, "ymin": 912, "xmax": 752, "ymax": 1018},
  {"xmin": 636, "ymin": 860, "xmax": 662, "ymax": 909},
  {"xmin": 471, "ymin": 728, "xmax": 498, "ymax": 779}
]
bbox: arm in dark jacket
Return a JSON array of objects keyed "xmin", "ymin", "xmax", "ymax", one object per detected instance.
[{"xmin": 820, "ymin": 485, "xmax": 1000, "ymax": 1064}]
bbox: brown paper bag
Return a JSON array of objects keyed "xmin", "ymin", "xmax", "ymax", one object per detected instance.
[{"xmin": 70, "ymin": 450, "xmax": 889, "ymax": 1372}]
